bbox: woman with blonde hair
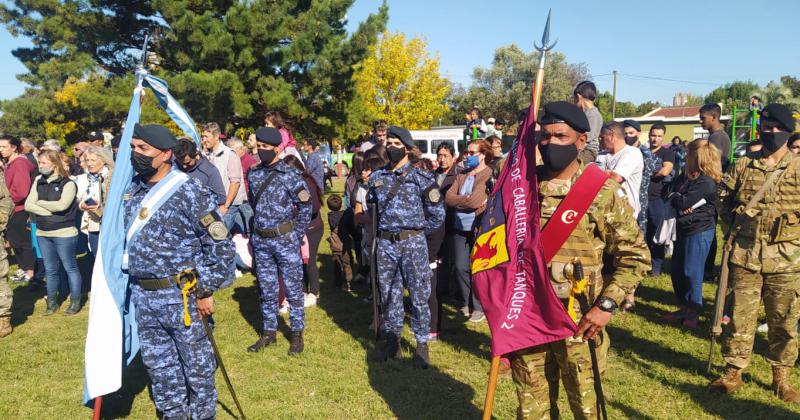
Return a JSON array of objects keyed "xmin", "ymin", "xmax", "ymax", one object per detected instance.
[
  {"xmin": 75, "ymin": 146, "xmax": 114, "ymax": 256},
  {"xmin": 663, "ymin": 139, "xmax": 722, "ymax": 328},
  {"xmin": 25, "ymin": 150, "xmax": 82, "ymax": 315}
]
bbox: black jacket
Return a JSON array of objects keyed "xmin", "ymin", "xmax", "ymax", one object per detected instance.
[{"xmin": 670, "ymin": 174, "xmax": 717, "ymax": 236}]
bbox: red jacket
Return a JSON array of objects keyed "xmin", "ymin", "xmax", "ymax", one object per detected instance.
[{"xmin": 5, "ymin": 156, "xmax": 35, "ymax": 213}]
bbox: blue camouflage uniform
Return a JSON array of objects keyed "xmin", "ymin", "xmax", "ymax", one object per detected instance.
[
  {"xmin": 368, "ymin": 162, "xmax": 445, "ymax": 344},
  {"xmin": 125, "ymin": 175, "xmax": 234, "ymax": 420},
  {"xmin": 248, "ymin": 160, "xmax": 312, "ymax": 333},
  {"xmin": 637, "ymin": 145, "xmax": 662, "ymax": 232}
]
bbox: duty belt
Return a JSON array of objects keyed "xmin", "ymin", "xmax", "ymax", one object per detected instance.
[
  {"xmin": 255, "ymin": 221, "xmax": 294, "ymax": 238},
  {"xmin": 378, "ymin": 229, "xmax": 423, "ymax": 242},
  {"xmin": 136, "ymin": 269, "xmax": 197, "ymax": 290},
  {"xmin": 136, "ymin": 269, "xmax": 199, "ymax": 327}
]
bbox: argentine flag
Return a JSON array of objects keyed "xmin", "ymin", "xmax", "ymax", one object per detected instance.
[{"xmin": 83, "ymin": 70, "xmax": 201, "ymax": 404}]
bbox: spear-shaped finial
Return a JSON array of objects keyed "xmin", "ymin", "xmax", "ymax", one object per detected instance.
[{"xmin": 534, "ymin": 9, "xmax": 558, "ymax": 69}]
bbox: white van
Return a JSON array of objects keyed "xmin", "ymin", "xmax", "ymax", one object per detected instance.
[{"xmin": 410, "ymin": 127, "xmax": 468, "ymax": 161}]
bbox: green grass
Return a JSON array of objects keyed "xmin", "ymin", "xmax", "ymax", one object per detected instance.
[{"xmin": 1, "ymin": 178, "xmax": 800, "ymax": 419}]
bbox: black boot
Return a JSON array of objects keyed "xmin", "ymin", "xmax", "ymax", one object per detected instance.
[
  {"xmin": 413, "ymin": 342, "xmax": 430, "ymax": 369},
  {"xmin": 288, "ymin": 331, "xmax": 304, "ymax": 356},
  {"xmin": 63, "ymin": 300, "xmax": 81, "ymax": 316},
  {"xmin": 379, "ymin": 332, "xmax": 400, "ymax": 361},
  {"xmin": 247, "ymin": 331, "xmax": 276, "ymax": 352},
  {"xmin": 44, "ymin": 298, "xmax": 59, "ymax": 316}
]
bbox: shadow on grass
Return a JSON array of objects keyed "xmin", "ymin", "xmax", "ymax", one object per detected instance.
[
  {"xmin": 231, "ymin": 277, "xmax": 297, "ymax": 343},
  {"xmin": 316, "ymin": 254, "xmax": 482, "ymax": 419},
  {"xmin": 98, "ymin": 354, "xmax": 150, "ymax": 419},
  {"xmin": 609, "ymin": 325, "xmax": 799, "ymax": 419},
  {"xmin": 10, "ymin": 280, "xmax": 44, "ymax": 327}
]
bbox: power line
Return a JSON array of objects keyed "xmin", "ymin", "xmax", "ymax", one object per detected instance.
[{"xmin": 616, "ymin": 72, "xmax": 720, "ymax": 86}]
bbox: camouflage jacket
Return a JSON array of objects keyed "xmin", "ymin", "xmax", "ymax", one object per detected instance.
[
  {"xmin": 719, "ymin": 151, "xmax": 800, "ymax": 273},
  {"xmin": 0, "ymin": 172, "xmax": 12, "ymax": 232},
  {"xmin": 538, "ymin": 162, "xmax": 651, "ymax": 306}
]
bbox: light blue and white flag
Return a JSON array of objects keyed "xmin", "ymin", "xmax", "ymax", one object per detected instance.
[{"xmin": 83, "ymin": 69, "xmax": 201, "ymax": 405}]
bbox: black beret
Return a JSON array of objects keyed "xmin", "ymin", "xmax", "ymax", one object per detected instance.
[
  {"xmin": 761, "ymin": 103, "xmax": 796, "ymax": 132},
  {"xmin": 132, "ymin": 124, "xmax": 177, "ymax": 150},
  {"xmin": 255, "ymin": 127, "xmax": 281, "ymax": 146},
  {"xmin": 388, "ymin": 125, "xmax": 414, "ymax": 148},
  {"xmin": 539, "ymin": 101, "xmax": 590, "ymax": 133},
  {"xmin": 622, "ymin": 119, "xmax": 641, "ymax": 132},
  {"xmin": 495, "ymin": 117, "xmax": 506, "ymax": 125}
]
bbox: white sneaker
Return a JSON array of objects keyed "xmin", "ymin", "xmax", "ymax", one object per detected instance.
[
  {"xmin": 304, "ymin": 293, "xmax": 318, "ymax": 308},
  {"xmin": 757, "ymin": 322, "xmax": 769, "ymax": 333},
  {"xmin": 278, "ymin": 301, "xmax": 289, "ymax": 314},
  {"xmin": 235, "ymin": 269, "xmax": 243, "ymax": 278}
]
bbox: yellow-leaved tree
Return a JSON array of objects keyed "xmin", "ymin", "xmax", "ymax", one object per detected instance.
[{"xmin": 354, "ymin": 31, "xmax": 449, "ymax": 130}]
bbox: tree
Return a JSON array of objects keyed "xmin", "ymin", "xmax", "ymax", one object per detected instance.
[
  {"xmin": 0, "ymin": 0, "xmax": 389, "ymax": 140},
  {"xmin": 353, "ymin": 31, "xmax": 449, "ymax": 130},
  {"xmin": 636, "ymin": 101, "xmax": 661, "ymax": 116},
  {"xmin": 703, "ymin": 81, "xmax": 760, "ymax": 111},
  {"xmin": 756, "ymin": 80, "xmax": 800, "ymax": 112},
  {"xmin": 594, "ymin": 91, "xmax": 636, "ymax": 121},
  {"xmin": 461, "ymin": 45, "xmax": 590, "ymax": 126}
]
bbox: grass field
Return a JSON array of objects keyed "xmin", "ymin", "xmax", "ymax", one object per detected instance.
[{"xmin": 1, "ymin": 178, "xmax": 800, "ymax": 419}]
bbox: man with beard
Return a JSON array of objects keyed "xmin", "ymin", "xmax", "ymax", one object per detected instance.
[
  {"xmin": 173, "ymin": 137, "xmax": 226, "ymax": 206},
  {"xmin": 510, "ymin": 101, "xmax": 650, "ymax": 419}
]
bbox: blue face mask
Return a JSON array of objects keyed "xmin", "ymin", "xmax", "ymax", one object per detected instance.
[{"xmin": 464, "ymin": 155, "xmax": 480, "ymax": 170}]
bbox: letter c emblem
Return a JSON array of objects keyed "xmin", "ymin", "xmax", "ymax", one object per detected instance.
[{"xmin": 561, "ymin": 210, "xmax": 578, "ymax": 224}]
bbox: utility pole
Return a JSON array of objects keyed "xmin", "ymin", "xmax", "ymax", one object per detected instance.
[{"xmin": 611, "ymin": 70, "xmax": 618, "ymax": 119}]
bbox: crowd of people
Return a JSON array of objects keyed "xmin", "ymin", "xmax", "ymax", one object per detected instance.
[{"xmin": 0, "ymin": 84, "xmax": 799, "ymax": 418}]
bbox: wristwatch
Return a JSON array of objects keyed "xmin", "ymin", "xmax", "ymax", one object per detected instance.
[
  {"xmin": 196, "ymin": 287, "xmax": 214, "ymax": 299},
  {"xmin": 595, "ymin": 296, "xmax": 617, "ymax": 314}
]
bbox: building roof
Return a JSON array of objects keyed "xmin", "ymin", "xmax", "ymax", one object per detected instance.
[
  {"xmin": 643, "ymin": 106, "xmax": 702, "ymax": 118},
  {"xmin": 616, "ymin": 105, "xmax": 730, "ymax": 124}
]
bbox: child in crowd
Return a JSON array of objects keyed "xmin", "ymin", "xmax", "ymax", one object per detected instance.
[
  {"xmin": 326, "ymin": 194, "xmax": 353, "ymax": 291},
  {"xmin": 663, "ymin": 139, "xmax": 722, "ymax": 328}
]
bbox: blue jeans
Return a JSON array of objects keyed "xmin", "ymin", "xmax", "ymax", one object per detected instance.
[
  {"xmin": 39, "ymin": 235, "xmax": 83, "ymax": 303},
  {"xmin": 223, "ymin": 205, "xmax": 240, "ymax": 231},
  {"xmin": 88, "ymin": 231, "xmax": 100, "ymax": 257},
  {"xmin": 646, "ymin": 198, "xmax": 669, "ymax": 274},
  {"xmin": 670, "ymin": 228, "xmax": 715, "ymax": 309}
]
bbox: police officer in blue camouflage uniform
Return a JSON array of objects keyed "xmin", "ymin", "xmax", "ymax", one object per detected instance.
[
  {"xmin": 368, "ymin": 126, "xmax": 445, "ymax": 368},
  {"xmin": 125, "ymin": 124, "xmax": 235, "ymax": 420},
  {"xmin": 246, "ymin": 127, "xmax": 312, "ymax": 355}
]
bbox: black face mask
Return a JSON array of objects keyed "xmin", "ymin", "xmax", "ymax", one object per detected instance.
[
  {"xmin": 624, "ymin": 136, "xmax": 638, "ymax": 146},
  {"xmin": 131, "ymin": 151, "xmax": 156, "ymax": 179},
  {"xmin": 761, "ymin": 131, "xmax": 791, "ymax": 154},
  {"xmin": 541, "ymin": 143, "xmax": 578, "ymax": 172},
  {"xmin": 258, "ymin": 149, "xmax": 277, "ymax": 166},
  {"xmin": 386, "ymin": 146, "xmax": 406, "ymax": 165}
]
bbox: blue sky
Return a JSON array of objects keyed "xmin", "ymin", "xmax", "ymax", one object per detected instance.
[{"xmin": 0, "ymin": 0, "xmax": 795, "ymax": 105}]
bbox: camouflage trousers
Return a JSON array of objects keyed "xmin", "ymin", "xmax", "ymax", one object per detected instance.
[
  {"xmin": 510, "ymin": 329, "xmax": 609, "ymax": 420},
  {"xmin": 252, "ymin": 232, "xmax": 305, "ymax": 332},
  {"xmin": 376, "ymin": 234, "xmax": 431, "ymax": 343},
  {"xmin": 132, "ymin": 285, "xmax": 217, "ymax": 419},
  {"xmin": 723, "ymin": 266, "xmax": 800, "ymax": 369},
  {"xmin": 0, "ymin": 237, "xmax": 10, "ymax": 318}
]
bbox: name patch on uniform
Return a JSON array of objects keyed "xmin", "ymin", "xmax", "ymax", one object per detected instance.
[
  {"xmin": 297, "ymin": 189, "xmax": 311, "ymax": 203},
  {"xmin": 200, "ymin": 212, "xmax": 228, "ymax": 241}
]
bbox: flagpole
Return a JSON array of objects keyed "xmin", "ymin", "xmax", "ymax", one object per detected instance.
[{"xmin": 481, "ymin": 10, "xmax": 556, "ymax": 420}]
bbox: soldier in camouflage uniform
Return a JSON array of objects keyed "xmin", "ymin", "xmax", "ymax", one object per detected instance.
[
  {"xmin": 711, "ymin": 103, "xmax": 800, "ymax": 402},
  {"xmin": 246, "ymin": 127, "xmax": 312, "ymax": 355},
  {"xmin": 0, "ymin": 171, "xmax": 13, "ymax": 337},
  {"xmin": 368, "ymin": 126, "xmax": 444, "ymax": 368},
  {"xmin": 511, "ymin": 102, "xmax": 651, "ymax": 419},
  {"xmin": 125, "ymin": 124, "xmax": 235, "ymax": 419}
]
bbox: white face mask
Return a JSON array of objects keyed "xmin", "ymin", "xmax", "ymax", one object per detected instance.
[{"xmin": 39, "ymin": 166, "xmax": 53, "ymax": 176}]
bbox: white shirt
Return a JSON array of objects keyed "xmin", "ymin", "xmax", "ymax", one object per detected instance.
[
  {"xmin": 205, "ymin": 142, "xmax": 247, "ymax": 206},
  {"xmin": 605, "ymin": 145, "xmax": 643, "ymax": 217}
]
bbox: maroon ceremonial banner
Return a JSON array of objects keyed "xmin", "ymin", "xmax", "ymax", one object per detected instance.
[{"xmin": 471, "ymin": 107, "xmax": 577, "ymax": 357}]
